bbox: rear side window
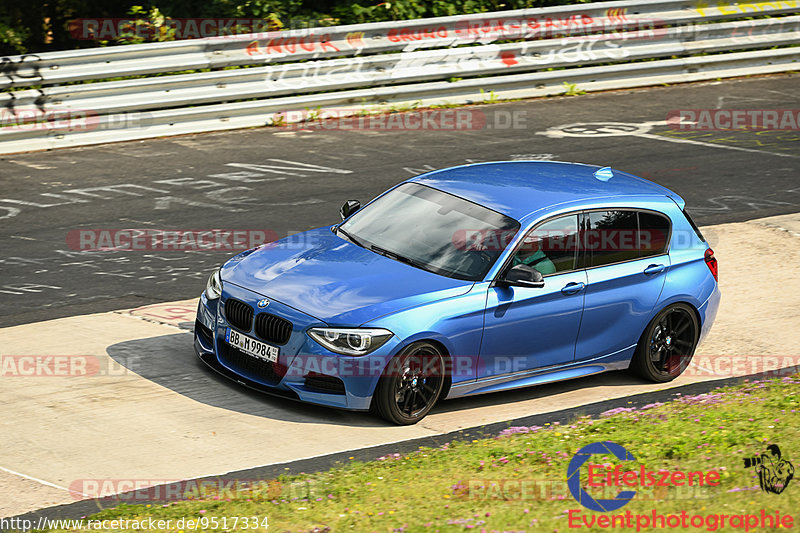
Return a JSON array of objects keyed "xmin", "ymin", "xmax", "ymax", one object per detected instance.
[
  {"xmin": 583, "ymin": 210, "xmax": 672, "ymax": 267},
  {"xmin": 638, "ymin": 211, "xmax": 671, "ymax": 258},
  {"xmin": 585, "ymin": 211, "xmax": 639, "ymax": 267}
]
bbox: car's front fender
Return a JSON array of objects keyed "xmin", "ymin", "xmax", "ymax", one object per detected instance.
[{"xmin": 365, "ymin": 282, "xmax": 489, "ymax": 385}]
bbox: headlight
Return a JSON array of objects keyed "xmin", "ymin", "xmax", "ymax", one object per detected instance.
[
  {"xmin": 205, "ymin": 269, "xmax": 222, "ymax": 300},
  {"xmin": 308, "ymin": 327, "xmax": 393, "ymax": 356}
]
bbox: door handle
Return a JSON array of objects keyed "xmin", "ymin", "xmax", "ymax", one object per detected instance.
[
  {"xmin": 644, "ymin": 264, "xmax": 666, "ymax": 275},
  {"xmin": 561, "ymin": 282, "xmax": 585, "ymax": 295}
]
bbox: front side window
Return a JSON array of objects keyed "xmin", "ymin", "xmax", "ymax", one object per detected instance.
[
  {"xmin": 339, "ymin": 183, "xmax": 520, "ymax": 281},
  {"xmin": 511, "ymin": 214, "xmax": 579, "ymax": 275}
]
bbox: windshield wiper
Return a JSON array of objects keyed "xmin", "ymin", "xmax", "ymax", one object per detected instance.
[
  {"xmin": 370, "ymin": 244, "xmax": 433, "ymax": 273},
  {"xmin": 336, "ymin": 226, "xmax": 366, "ymax": 249}
]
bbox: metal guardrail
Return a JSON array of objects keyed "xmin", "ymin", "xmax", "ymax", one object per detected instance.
[{"xmin": 1, "ymin": 0, "xmax": 799, "ymax": 154}]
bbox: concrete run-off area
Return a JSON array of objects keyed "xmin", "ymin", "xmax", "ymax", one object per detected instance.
[{"xmin": 1, "ymin": 213, "xmax": 799, "ymax": 518}]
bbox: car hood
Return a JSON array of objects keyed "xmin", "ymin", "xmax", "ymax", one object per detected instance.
[{"xmin": 221, "ymin": 226, "xmax": 474, "ymax": 325}]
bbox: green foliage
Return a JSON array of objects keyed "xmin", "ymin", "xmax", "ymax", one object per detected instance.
[
  {"xmin": 561, "ymin": 81, "xmax": 586, "ymax": 96},
  {"xmin": 0, "ymin": 17, "xmax": 30, "ymax": 53},
  {"xmin": 305, "ymin": 105, "xmax": 322, "ymax": 121},
  {"xmin": 268, "ymin": 113, "xmax": 286, "ymax": 126},
  {"xmin": 388, "ymin": 99, "xmax": 422, "ymax": 113},
  {"xmin": 106, "ymin": 5, "xmax": 174, "ymax": 44},
  {"xmin": 480, "ymin": 88, "xmax": 499, "ymax": 103}
]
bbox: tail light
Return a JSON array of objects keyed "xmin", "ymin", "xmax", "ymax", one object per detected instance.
[{"xmin": 704, "ymin": 248, "xmax": 718, "ymax": 281}]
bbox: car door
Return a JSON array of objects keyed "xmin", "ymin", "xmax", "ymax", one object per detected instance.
[
  {"xmin": 575, "ymin": 209, "xmax": 671, "ymax": 361},
  {"xmin": 479, "ymin": 213, "xmax": 586, "ymax": 379}
]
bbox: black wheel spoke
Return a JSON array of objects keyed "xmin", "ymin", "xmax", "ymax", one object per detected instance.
[
  {"xmin": 410, "ymin": 390, "xmax": 419, "ymax": 412},
  {"xmin": 665, "ymin": 355, "xmax": 679, "ymax": 375},
  {"xmin": 673, "ymin": 316, "xmax": 691, "ymax": 336},
  {"xmin": 650, "ymin": 343, "xmax": 661, "ymax": 362},
  {"xmin": 401, "ymin": 389, "xmax": 412, "ymax": 413},
  {"xmin": 421, "ymin": 382, "xmax": 437, "ymax": 396}
]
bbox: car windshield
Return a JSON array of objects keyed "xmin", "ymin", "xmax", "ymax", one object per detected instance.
[{"xmin": 338, "ymin": 182, "xmax": 520, "ymax": 281}]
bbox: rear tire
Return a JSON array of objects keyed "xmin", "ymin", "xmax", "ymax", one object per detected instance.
[
  {"xmin": 372, "ymin": 341, "xmax": 445, "ymax": 425},
  {"xmin": 631, "ymin": 303, "xmax": 699, "ymax": 383}
]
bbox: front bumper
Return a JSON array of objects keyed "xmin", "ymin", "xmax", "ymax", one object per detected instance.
[{"xmin": 193, "ymin": 285, "xmax": 401, "ymax": 411}]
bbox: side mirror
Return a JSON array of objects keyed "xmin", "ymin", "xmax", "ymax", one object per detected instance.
[
  {"xmin": 503, "ymin": 264, "xmax": 545, "ymax": 288},
  {"xmin": 340, "ymin": 200, "xmax": 361, "ymax": 220}
]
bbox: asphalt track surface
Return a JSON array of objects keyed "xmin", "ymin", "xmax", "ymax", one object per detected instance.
[
  {"xmin": 1, "ymin": 75, "xmax": 799, "ymax": 522},
  {"xmin": 0, "ymin": 74, "xmax": 798, "ymax": 327}
]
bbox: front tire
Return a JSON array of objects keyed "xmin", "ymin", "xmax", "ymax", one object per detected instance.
[
  {"xmin": 372, "ymin": 341, "xmax": 445, "ymax": 425},
  {"xmin": 631, "ymin": 303, "xmax": 699, "ymax": 382}
]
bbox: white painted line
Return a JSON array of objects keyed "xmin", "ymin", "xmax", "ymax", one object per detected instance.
[
  {"xmin": 0, "ymin": 465, "xmax": 82, "ymax": 496},
  {"xmin": 637, "ymin": 132, "xmax": 800, "ymax": 159},
  {"xmin": 538, "ymin": 120, "xmax": 800, "ymax": 159},
  {"xmin": 6, "ymin": 160, "xmax": 57, "ymax": 170}
]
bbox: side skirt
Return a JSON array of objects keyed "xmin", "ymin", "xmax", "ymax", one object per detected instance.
[{"xmin": 446, "ymin": 345, "xmax": 635, "ymax": 399}]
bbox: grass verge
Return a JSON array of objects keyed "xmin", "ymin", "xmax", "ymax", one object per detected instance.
[{"xmin": 38, "ymin": 375, "xmax": 800, "ymax": 532}]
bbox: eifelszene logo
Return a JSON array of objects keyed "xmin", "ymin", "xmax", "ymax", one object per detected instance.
[
  {"xmin": 567, "ymin": 441, "xmax": 637, "ymax": 512},
  {"xmin": 567, "ymin": 441, "xmax": 721, "ymax": 512},
  {"xmin": 744, "ymin": 444, "xmax": 795, "ymax": 494}
]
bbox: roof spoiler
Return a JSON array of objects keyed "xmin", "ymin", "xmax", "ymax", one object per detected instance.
[{"xmin": 668, "ymin": 195, "xmax": 686, "ymax": 210}]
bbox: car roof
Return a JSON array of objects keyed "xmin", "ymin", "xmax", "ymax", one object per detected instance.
[{"xmin": 409, "ymin": 161, "xmax": 683, "ymax": 221}]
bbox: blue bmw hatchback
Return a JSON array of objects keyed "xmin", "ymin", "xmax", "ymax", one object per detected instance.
[{"xmin": 194, "ymin": 161, "xmax": 720, "ymax": 424}]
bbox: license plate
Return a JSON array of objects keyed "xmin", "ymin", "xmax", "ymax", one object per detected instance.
[{"xmin": 225, "ymin": 328, "xmax": 279, "ymax": 363}]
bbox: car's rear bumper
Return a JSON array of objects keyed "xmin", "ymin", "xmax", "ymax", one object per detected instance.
[{"xmin": 697, "ymin": 284, "xmax": 721, "ymax": 346}]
